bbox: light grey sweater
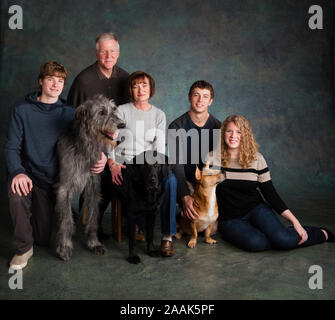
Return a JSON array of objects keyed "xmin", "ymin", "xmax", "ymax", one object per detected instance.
[{"xmin": 111, "ymin": 102, "xmax": 166, "ymax": 162}]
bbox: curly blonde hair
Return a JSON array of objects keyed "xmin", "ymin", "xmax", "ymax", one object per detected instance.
[{"xmin": 220, "ymin": 115, "xmax": 259, "ymax": 168}]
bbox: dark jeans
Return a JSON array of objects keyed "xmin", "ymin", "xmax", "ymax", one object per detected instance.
[
  {"xmin": 219, "ymin": 203, "xmax": 326, "ymax": 252},
  {"xmin": 160, "ymin": 171, "xmax": 177, "ymax": 235},
  {"xmin": 8, "ymin": 179, "xmax": 56, "ymax": 255}
]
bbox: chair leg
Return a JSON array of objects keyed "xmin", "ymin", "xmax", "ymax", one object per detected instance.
[
  {"xmin": 117, "ymin": 198, "xmax": 122, "ymax": 243},
  {"xmin": 111, "ymin": 198, "xmax": 116, "ymax": 238},
  {"xmin": 82, "ymin": 203, "xmax": 87, "ymax": 225},
  {"xmin": 111, "ymin": 198, "xmax": 122, "ymax": 243}
]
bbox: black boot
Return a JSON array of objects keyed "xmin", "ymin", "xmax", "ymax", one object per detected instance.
[{"xmin": 320, "ymin": 227, "xmax": 335, "ymax": 242}]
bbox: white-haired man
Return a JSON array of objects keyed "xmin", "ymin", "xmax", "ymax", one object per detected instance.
[
  {"xmin": 67, "ymin": 32, "xmax": 129, "ymax": 108},
  {"xmin": 67, "ymin": 33, "xmax": 130, "ymax": 238}
]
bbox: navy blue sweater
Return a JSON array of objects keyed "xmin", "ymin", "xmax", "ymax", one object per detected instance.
[
  {"xmin": 5, "ymin": 92, "xmax": 75, "ymax": 189},
  {"xmin": 168, "ymin": 112, "xmax": 221, "ymax": 199}
]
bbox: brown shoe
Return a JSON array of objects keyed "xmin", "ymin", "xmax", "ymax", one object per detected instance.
[{"xmin": 160, "ymin": 240, "xmax": 174, "ymax": 257}]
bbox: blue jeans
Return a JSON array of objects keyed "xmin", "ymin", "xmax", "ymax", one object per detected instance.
[
  {"xmin": 137, "ymin": 171, "xmax": 177, "ymax": 236},
  {"xmin": 219, "ymin": 203, "xmax": 326, "ymax": 252},
  {"xmin": 160, "ymin": 171, "xmax": 177, "ymax": 235}
]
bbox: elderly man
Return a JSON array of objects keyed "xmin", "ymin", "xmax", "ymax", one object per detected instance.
[
  {"xmin": 67, "ymin": 32, "xmax": 130, "ymax": 238},
  {"xmin": 67, "ymin": 32, "xmax": 129, "ymax": 107}
]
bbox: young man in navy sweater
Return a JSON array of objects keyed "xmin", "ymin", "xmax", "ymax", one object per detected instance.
[{"xmin": 5, "ymin": 61, "xmax": 106, "ymax": 270}]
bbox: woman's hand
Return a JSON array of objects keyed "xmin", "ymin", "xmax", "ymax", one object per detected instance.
[
  {"xmin": 90, "ymin": 152, "xmax": 107, "ymax": 174},
  {"xmin": 293, "ymin": 222, "xmax": 308, "ymax": 245},
  {"xmin": 108, "ymin": 159, "xmax": 126, "ymax": 185},
  {"xmin": 281, "ymin": 209, "xmax": 308, "ymax": 245},
  {"xmin": 11, "ymin": 173, "xmax": 33, "ymax": 197}
]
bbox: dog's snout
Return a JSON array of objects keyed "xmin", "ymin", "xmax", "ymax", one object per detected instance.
[
  {"xmin": 147, "ymin": 171, "xmax": 159, "ymax": 189},
  {"xmin": 117, "ymin": 122, "xmax": 126, "ymax": 129}
]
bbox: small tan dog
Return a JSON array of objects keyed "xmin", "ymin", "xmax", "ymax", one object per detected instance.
[{"xmin": 175, "ymin": 163, "xmax": 225, "ymax": 248}]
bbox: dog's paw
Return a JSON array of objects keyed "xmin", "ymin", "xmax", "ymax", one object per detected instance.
[
  {"xmin": 127, "ymin": 255, "xmax": 141, "ymax": 264},
  {"xmin": 147, "ymin": 242, "xmax": 159, "ymax": 256},
  {"xmin": 92, "ymin": 245, "xmax": 106, "ymax": 256},
  {"xmin": 187, "ymin": 239, "xmax": 197, "ymax": 248},
  {"xmin": 56, "ymin": 245, "xmax": 73, "ymax": 261},
  {"xmin": 147, "ymin": 249, "xmax": 161, "ymax": 258},
  {"xmin": 174, "ymin": 232, "xmax": 182, "ymax": 240},
  {"xmin": 205, "ymin": 237, "xmax": 217, "ymax": 245}
]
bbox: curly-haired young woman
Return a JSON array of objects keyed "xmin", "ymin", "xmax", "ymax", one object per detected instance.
[{"xmin": 214, "ymin": 115, "xmax": 334, "ymax": 252}]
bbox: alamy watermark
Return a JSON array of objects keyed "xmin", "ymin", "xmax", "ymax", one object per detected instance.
[
  {"xmin": 308, "ymin": 265, "xmax": 323, "ymax": 290},
  {"xmin": 8, "ymin": 268, "xmax": 23, "ymax": 290},
  {"xmin": 8, "ymin": 4, "xmax": 324, "ymax": 31},
  {"xmin": 112, "ymin": 124, "xmax": 221, "ymax": 165},
  {"xmin": 8, "ymin": 5, "xmax": 23, "ymax": 30},
  {"xmin": 7, "ymin": 264, "xmax": 326, "ymax": 291},
  {"xmin": 308, "ymin": 5, "xmax": 323, "ymax": 30}
]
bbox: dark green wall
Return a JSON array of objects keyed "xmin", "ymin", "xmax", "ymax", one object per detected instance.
[{"xmin": 1, "ymin": 0, "xmax": 335, "ymax": 197}]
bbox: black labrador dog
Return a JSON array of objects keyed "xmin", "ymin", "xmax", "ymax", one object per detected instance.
[{"xmin": 116, "ymin": 150, "xmax": 170, "ymax": 264}]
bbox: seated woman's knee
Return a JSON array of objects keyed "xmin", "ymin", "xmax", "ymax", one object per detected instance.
[
  {"xmin": 270, "ymin": 230, "xmax": 297, "ymax": 249},
  {"xmin": 244, "ymin": 236, "xmax": 270, "ymax": 252}
]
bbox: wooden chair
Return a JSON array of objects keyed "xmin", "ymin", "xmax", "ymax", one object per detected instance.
[
  {"xmin": 82, "ymin": 196, "xmax": 122, "ymax": 243},
  {"xmin": 110, "ymin": 197, "xmax": 122, "ymax": 243}
]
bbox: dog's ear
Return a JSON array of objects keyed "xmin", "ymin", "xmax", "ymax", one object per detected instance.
[
  {"xmin": 195, "ymin": 165, "xmax": 202, "ymax": 181},
  {"xmin": 75, "ymin": 105, "xmax": 88, "ymax": 121},
  {"xmin": 75, "ymin": 105, "xmax": 91, "ymax": 131}
]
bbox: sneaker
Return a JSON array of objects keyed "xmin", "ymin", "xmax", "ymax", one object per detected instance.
[{"xmin": 10, "ymin": 247, "xmax": 33, "ymax": 270}]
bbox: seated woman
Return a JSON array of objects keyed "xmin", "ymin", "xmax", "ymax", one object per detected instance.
[
  {"xmin": 107, "ymin": 71, "xmax": 177, "ymax": 256},
  {"xmin": 213, "ymin": 115, "xmax": 334, "ymax": 252}
]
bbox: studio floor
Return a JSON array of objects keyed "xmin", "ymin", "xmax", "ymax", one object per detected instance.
[{"xmin": 0, "ymin": 190, "xmax": 334, "ymax": 300}]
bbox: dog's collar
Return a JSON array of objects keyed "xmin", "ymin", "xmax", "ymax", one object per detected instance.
[{"xmin": 101, "ymin": 131, "xmax": 117, "ymax": 141}]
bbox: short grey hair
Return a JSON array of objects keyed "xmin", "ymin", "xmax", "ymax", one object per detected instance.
[{"xmin": 95, "ymin": 32, "xmax": 120, "ymax": 51}]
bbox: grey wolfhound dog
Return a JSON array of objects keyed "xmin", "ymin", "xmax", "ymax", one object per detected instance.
[{"xmin": 55, "ymin": 94, "xmax": 125, "ymax": 261}]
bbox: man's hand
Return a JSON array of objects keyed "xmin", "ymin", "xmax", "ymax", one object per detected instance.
[
  {"xmin": 90, "ymin": 152, "xmax": 107, "ymax": 174},
  {"xmin": 108, "ymin": 159, "xmax": 126, "ymax": 185},
  {"xmin": 11, "ymin": 174, "xmax": 33, "ymax": 197},
  {"xmin": 181, "ymin": 195, "xmax": 199, "ymax": 221}
]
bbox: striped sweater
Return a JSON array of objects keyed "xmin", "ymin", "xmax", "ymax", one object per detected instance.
[{"xmin": 216, "ymin": 152, "xmax": 288, "ymax": 221}]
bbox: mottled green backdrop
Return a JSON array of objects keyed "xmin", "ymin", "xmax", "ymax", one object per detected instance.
[{"xmin": 1, "ymin": 0, "xmax": 335, "ymax": 197}]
